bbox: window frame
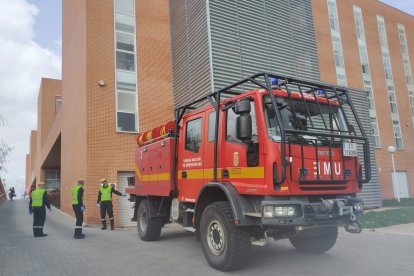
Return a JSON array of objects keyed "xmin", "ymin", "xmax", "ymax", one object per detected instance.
[
  {"xmin": 208, "ymin": 111, "xmax": 216, "ymax": 143},
  {"xmin": 114, "ymin": 0, "xmax": 139, "ymax": 133},
  {"xmin": 185, "ymin": 117, "xmax": 203, "ymax": 153}
]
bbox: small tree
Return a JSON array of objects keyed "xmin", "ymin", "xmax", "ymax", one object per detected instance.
[{"xmin": 0, "ymin": 114, "xmax": 13, "ymax": 176}]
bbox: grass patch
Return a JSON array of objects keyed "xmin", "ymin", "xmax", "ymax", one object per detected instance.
[
  {"xmin": 361, "ymin": 207, "xmax": 414, "ymax": 229},
  {"xmin": 382, "ymin": 198, "xmax": 414, "ymax": 207}
]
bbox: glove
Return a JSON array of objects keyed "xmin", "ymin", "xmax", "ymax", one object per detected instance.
[
  {"xmin": 81, "ymin": 206, "xmax": 85, "ymax": 212},
  {"xmin": 97, "ymin": 203, "xmax": 100, "ymax": 208},
  {"xmin": 29, "ymin": 210, "xmax": 33, "ymax": 215}
]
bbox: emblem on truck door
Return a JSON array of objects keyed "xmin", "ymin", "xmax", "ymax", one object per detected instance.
[{"xmin": 233, "ymin": 152, "xmax": 239, "ymax": 166}]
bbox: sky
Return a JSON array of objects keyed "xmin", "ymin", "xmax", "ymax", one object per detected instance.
[
  {"xmin": 0, "ymin": 0, "xmax": 61, "ymax": 198},
  {"xmin": 380, "ymin": 0, "xmax": 414, "ymax": 15},
  {"xmin": 0, "ymin": 0, "xmax": 413, "ymax": 199}
]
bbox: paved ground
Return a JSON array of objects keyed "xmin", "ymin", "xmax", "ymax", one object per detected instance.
[
  {"xmin": 1, "ymin": 200, "xmax": 414, "ymax": 276},
  {"xmin": 374, "ymin": 223, "xmax": 414, "ymax": 236}
]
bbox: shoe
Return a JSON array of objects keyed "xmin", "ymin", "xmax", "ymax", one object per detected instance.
[
  {"xmin": 40, "ymin": 233, "xmax": 48, "ymax": 237},
  {"xmin": 101, "ymin": 226, "xmax": 106, "ymax": 230},
  {"xmin": 74, "ymin": 234, "xmax": 85, "ymax": 239},
  {"xmin": 111, "ymin": 226, "xmax": 114, "ymax": 231}
]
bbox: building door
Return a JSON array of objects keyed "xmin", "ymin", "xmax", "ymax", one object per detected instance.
[
  {"xmin": 117, "ymin": 171, "xmax": 135, "ymax": 227},
  {"xmin": 392, "ymin": 171, "xmax": 410, "ymax": 198}
]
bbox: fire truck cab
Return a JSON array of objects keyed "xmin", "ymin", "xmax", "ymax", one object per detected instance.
[{"xmin": 126, "ymin": 73, "xmax": 370, "ymax": 271}]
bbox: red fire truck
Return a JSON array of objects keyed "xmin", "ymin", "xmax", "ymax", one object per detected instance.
[{"xmin": 126, "ymin": 73, "xmax": 370, "ymax": 271}]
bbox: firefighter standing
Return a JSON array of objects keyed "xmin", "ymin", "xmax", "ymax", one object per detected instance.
[
  {"xmin": 72, "ymin": 179, "xmax": 86, "ymax": 239},
  {"xmin": 29, "ymin": 182, "xmax": 51, "ymax": 237},
  {"xmin": 97, "ymin": 179, "xmax": 126, "ymax": 230}
]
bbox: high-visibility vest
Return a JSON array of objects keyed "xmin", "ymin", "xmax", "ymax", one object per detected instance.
[
  {"xmin": 31, "ymin": 188, "xmax": 45, "ymax": 207},
  {"xmin": 72, "ymin": 185, "xmax": 82, "ymax": 205},
  {"xmin": 100, "ymin": 186, "xmax": 112, "ymax": 202}
]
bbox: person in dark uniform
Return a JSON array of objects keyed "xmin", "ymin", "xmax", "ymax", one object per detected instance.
[
  {"xmin": 29, "ymin": 182, "xmax": 51, "ymax": 237},
  {"xmin": 97, "ymin": 178, "xmax": 126, "ymax": 230},
  {"xmin": 72, "ymin": 179, "xmax": 86, "ymax": 239}
]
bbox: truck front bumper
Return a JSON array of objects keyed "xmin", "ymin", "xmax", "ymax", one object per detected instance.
[{"xmin": 260, "ymin": 197, "xmax": 363, "ymax": 227}]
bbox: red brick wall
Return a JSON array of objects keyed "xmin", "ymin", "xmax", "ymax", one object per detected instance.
[
  {"xmin": 312, "ymin": 0, "xmax": 414, "ymax": 199},
  {"xmin": 83, "ymin": 0, "xmax": 174, "ymax": 224}
]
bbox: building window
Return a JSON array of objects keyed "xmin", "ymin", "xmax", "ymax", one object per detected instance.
[
  {"xmin": 115, "ymin": 0, "xmax": 134, "ymax": 15},
  {"xmin": 185, "ymin": 118, "xmax": 202, "ymax": 153},
  {"xmin": 114, "ymin": 0, "xmax": 138, "ymax": 132},
  {"xmin": 55, "ymin": 96, "xmax": 62, "ymax": 113},
  {"xmin": 377, "ymin": 16, "xmax": 403, "ymax": 149},
  {"xmin": 353, "ymin": 6, "xmax": 380, "ymax": 148},
  {"xmin": 327, "ymin": 0, "xmax": 347, "ymax": 86},
  {"xmin": 398, "ymin": 24, "xmax": 414, "ymax": 125}
]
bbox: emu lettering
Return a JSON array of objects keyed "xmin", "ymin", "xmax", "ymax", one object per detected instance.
[{"xmin": 313, "ymin": 161, "xmax": 342, "ymax": 176}]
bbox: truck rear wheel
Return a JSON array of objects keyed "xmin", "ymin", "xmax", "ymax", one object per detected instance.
[
  {"xmin": 137, "ymin": 199, "xmax": 162, "ymax": 241},
  {"xmin": 200, "ymin": 201, "xmax": 250, "ymax": 271},
  {"xmin": 289, "ymin": 226, "xmax": 338, "ymax": 254}
]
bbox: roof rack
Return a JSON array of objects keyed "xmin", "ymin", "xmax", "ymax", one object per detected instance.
[{"xmin": 170, "ymin": 73, "xmax": 371, "ymax": 195}]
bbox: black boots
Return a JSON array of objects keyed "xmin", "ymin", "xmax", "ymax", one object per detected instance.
[
  {"xmin": 102, "ymin": 220, "xmax": 115, "ymax": 230},
  {"xmin": 74, "ymin": 228, "xmax": 85, "ymax": 239},
  {"xmin": 33, "ymin": 228, "xmax": 47, "ymax": 237}
]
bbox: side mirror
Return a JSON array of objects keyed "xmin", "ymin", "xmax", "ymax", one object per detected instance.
[
  {"xmin": 234, "ymin": 99, "xmax": 251, "ymax": 114},
  {"xmin": 235, "ymin": 99, "xmax": 252, "ymax": 142},
  {"xmin": 236, "ymin": 114, "xmax": 252, "ymax": 142}
]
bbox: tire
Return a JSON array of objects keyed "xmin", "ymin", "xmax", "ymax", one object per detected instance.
[
  {"xmin": 137, "ymin": 199, "xmax": 162, "ymax": 241},
  {"xmin": 289, "ymin": 226, "xmax": 338, "ymax": 254},
  {"xmin": 200, "ymin": 201, "xmax": 251, "ymax": 271}
]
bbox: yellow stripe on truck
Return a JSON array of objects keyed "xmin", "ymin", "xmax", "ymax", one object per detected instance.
[
  {"xmin": 228, "ymin": 167, "xmax": 264, "ymax": 179},
  {"xmin": 135, "ymin": 164, "xmax": 171, "ymax": 182},
  {"xmin": 136, "ymin": 165, "xmax": 264, "ymax": 183},
  {"xmin": 179, "ymin": 167, "xmax": 264, "ymax": 180}
]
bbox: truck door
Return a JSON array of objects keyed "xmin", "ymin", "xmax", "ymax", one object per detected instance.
[
  {"xmin": 222, "ymin": 97, "xmax": 264, "ymax": 193},
  {"xmin": 177, "ymin": 113, "xmax": 205, "ymax": 202}
]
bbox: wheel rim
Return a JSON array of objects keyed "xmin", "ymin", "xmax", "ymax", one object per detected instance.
[
  {"xmin": 207, "ymin": 220, "xmax": 225, "ymax": 256},
  {"xmin": 139, "ymin": 209, "xmax": 148, "ymax": 232}
]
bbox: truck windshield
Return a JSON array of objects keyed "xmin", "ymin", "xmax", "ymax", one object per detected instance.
[{"xmin": 263, "ymin": 95, "xmax": 348, "ymax": 143}]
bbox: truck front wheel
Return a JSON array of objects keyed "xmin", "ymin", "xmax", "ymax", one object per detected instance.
[
  {"xmin": 200, "ymin": 201, "xmax": 250, "ymax": 271},
  {"xmin": 289, "ymin": 226, "xmax": 338, "ymax": 254},
  {"xmin": 137, "ymin": 199, "xmax": 162, "ymax": 241}
]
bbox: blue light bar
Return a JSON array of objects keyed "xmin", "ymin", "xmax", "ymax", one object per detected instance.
[
  {"xmin": 271, "ymin": 77, "xmax": 279, "ymax": 87},
  {"xmin": 316, "ymin": 89, "xmax": 326, "ymax": 95}
]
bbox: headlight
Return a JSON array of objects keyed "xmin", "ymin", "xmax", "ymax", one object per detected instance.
[
  {"xmin": 352, "ymin": 201, "xmax": 364, "ymax": 214},
  {"xmin": 263, "ymin": 206, "xmax": 274, "ymax": 218},
  {"xmin": 263, "ymin": 205, "xmax": 300, "ymax": 218}
]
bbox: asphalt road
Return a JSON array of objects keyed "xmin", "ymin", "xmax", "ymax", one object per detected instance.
[{"xmin": 1, "ymin": 199, "xmax": 414, "ymax": 276}]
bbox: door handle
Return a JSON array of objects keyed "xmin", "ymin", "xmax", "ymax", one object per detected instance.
[
  {"xmin": 222, "ymin": 169, "xmax": 229, "ymax": 178},
  {"xmin": 182, "ymin": 171, "xmax": 187, "ymax": 179}
]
